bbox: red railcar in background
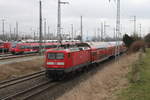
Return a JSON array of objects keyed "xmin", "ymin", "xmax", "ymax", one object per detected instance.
[
  {"xmin": 9, "ymin": 41, "xmax": 79, "ymax": 55},
  {"xmin": 10, "ymin": 42, "xmax": 59, "ymax": 55},
  {"xmin": 0, "ymin": 42, "xmax": 12, "ymax": 53}
]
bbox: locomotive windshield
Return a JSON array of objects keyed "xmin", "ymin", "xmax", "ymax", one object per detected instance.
[
  {"xmin": 48, "ymin": 53, "xmax": 64, "ymax": 60},
  {"xmin": 11, "ymin": 42, "xmax": 18, "ymax": 48}
]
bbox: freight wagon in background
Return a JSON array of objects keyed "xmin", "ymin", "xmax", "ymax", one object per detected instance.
[{"xmin": 44, "ymin": 41, "xmax": 126, "ymax": 80}]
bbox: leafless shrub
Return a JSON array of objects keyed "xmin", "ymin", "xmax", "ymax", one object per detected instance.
[{"xmin": 129, "ymin": 40, "xmax": 146, "ymax": 53}]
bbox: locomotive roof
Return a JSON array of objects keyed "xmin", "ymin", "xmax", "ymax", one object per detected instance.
[{"xmin": 46, "ymin": 47, "xmax": 90, "ymax": 53}]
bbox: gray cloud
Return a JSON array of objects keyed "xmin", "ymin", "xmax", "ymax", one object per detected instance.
[{"xmin": 0, "ymin": 0, "xmax": 150, "ymax": 38}]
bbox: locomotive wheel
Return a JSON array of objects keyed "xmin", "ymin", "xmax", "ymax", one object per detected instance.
[
  {"xmin": 52, "ymin": 74, "xmax": 65, "ymax": 81},
  {"xmin": 45, "ymin": 71, "xmax": 65, "ymax": 81}
]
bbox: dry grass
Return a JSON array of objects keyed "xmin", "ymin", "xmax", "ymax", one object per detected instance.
[
  {"xmin": 118, "ymin": 49, "xmax": 150, "ymax": 100},
  {"xmin": 57, "ymin": 53, "xmax": 139, "ymax": 100},
  {"xmin": 0, "ymin": 58, "xmax": 44, "ymax": 81}
]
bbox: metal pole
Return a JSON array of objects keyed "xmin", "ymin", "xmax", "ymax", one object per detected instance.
[
  {"xmin": 139, "ymin": 24, "xmax": 141, "ymax": 38},
  {"xmin": 34, "ymin": 32, "xmax": 36, "ymax": 41},
  {"xmin": 115, "ymin": 0, "xmax": 120, "ymax": 61},
  {"xmin": 2, "ymin": 19, "xmax": 5, "ymax": 54},
  {"xmin": 57, "ymin": 0, "xmax": 69, "ymax": 43},
  {"xmin": 57, "ymin": 0, "xmax": 61, "ymax": 41},
  {"xmin": 101, "ymin": 22, "xmax": 103, "ymax": 41},
  {"xmin": 103, "ymin": 22, "xmax": 110, "ymax": 41},
  {"xmin": 2, "ymin": 19, "xmax": 5, "ymax": 41},
  {"xmin": 86, "ymin": 31, "xmax": 88, "ymax": 41},
  {"xmin": 39, "ymin": 0, "xmax": 43, "ymax": 54},
  {"xmin": 71, "ymin": 24, "xmax": 74, "ymax": 40},
  {"xmin": 94, "ymin": 28, "xmax": 97, "ymax": 41},
  {"xmin": 97, "ymin": 28, "xmax": 100, "ymax": 41},
  {"xmin": 9, "ymin": 24, "xmax": 12, "ymax": 40},
  {"xmin": 16, "ymin": 22, "xmax": 18, "ymax": 41},
  {"xmin": 104, "ymin": 21, "xmax": 106, "ymax": 41},
  {"xmin": 48, "ymin": 26, "xmax": 50, "ymax": 39},
  {"xmin": 14, "ymin": 28, "xmax": 16, "ymax": 40},
  {"xmin": 44, "ymin": 19, "xmax": 47, "ymax": 41},
  {"xmin": 80, "ymin": 16, "xmax": 83, "ymax": 42},
  {"xmin": 133, "ymin": 16, "xmax": 136, "ymax": 36},
  {"xmin": 114, "ymin": 27, "xmax": 116, "ymax": 40}
]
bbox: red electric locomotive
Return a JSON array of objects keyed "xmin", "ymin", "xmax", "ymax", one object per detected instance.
[
  {"xmin": 45, "ymin": 46, "xmax": 91, "ymax": 79},
  {"xmin": 44, "ymin": 41, "xmax": 126, "ymax": 80}
]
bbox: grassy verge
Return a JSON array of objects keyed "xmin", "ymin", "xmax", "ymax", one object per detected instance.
[{"xmin": 118, "ymin": 49, "xmax": 150, "ymax": 100}]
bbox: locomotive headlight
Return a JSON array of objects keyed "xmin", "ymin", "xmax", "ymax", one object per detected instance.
[
  {"xmin": 57, "ymin": 62, "xmax": 65, "ymax": 65},
  {"xmin": 47, "ymin": 62, "xmax": 54, "ymax": 65}
]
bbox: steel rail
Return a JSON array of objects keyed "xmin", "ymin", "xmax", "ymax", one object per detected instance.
[
  {"xmin": 1, "ymin": 81, "xmax": 52, "ymax": 100},
  {"xmin": 0, "ymin": 53, "xmax": 40, "ymax": 60},
  {"xmin": 22, "ymin": 82, "xmax": 58, "ymax": 100},
  {"xmin": 0, "ymin": 71, "xmax": 45, "ymax": 89},
  {"xmin": 0, "ymin": 70, "xmax": 45, "ymax": 85}
]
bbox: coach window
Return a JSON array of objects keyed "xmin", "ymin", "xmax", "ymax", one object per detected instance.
[
  {"xmin": 68, "ymin": 53, "xmax": 71, "ymax": 58},
  {"xmin": 92, "ymin": 52, "xmax": 97, "ymax": 56},
  {"xmin": 20, "ymin": 46, "xmax": 25, "ymax": 49}
]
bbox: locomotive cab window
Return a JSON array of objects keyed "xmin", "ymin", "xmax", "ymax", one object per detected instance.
[
  {"xmin": 48, "ymin": 53, "xmax": 64, "ymax": 60},
  {"xmin": 56, "ymin": 53, "xmax": 64, "ymax": 59}
]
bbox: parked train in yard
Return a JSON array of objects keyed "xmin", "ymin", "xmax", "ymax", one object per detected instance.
[
  {"xmin": 0, "ymin": 42, "xmax": 11, "ymax": 53},
  {"xmin": 0, "ymin": 40, "xmax": 80, "ymax": 54},
  {"xmin": 44, "ymin": 41, "xmax": 126, "ymax": 80},
  {"xmin": 10, "ymin": 41, "xmax": 80, "ymax": 55}
]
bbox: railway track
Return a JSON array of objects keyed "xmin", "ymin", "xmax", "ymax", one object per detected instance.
[
  {"xmin": 1, "ymin": 81, "xmax": 56, "ymax": 100},
  {"xmin": 0, "ymin": 53, "xmax": 40, "ymax": 60},
  {"xmin": 0, "ymin": 70, "xmax": 56, "ymax": 100},
  {"xmin": 0, "ymin": 53, "xmax": 11, "ymax": 57}
]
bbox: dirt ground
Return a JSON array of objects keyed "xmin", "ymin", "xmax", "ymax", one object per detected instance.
[
  {"xmin": 56, "ymin": 53, "xmax": 139, "ymax": 100},
  {"xmin": 0, "ymin": 57, "xmax": 45, "ymax": 81}
]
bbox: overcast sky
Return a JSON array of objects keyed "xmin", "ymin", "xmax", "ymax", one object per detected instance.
[{"xmin": 0, "ymin": 0, "xmax": 150, "ymax": 38}]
